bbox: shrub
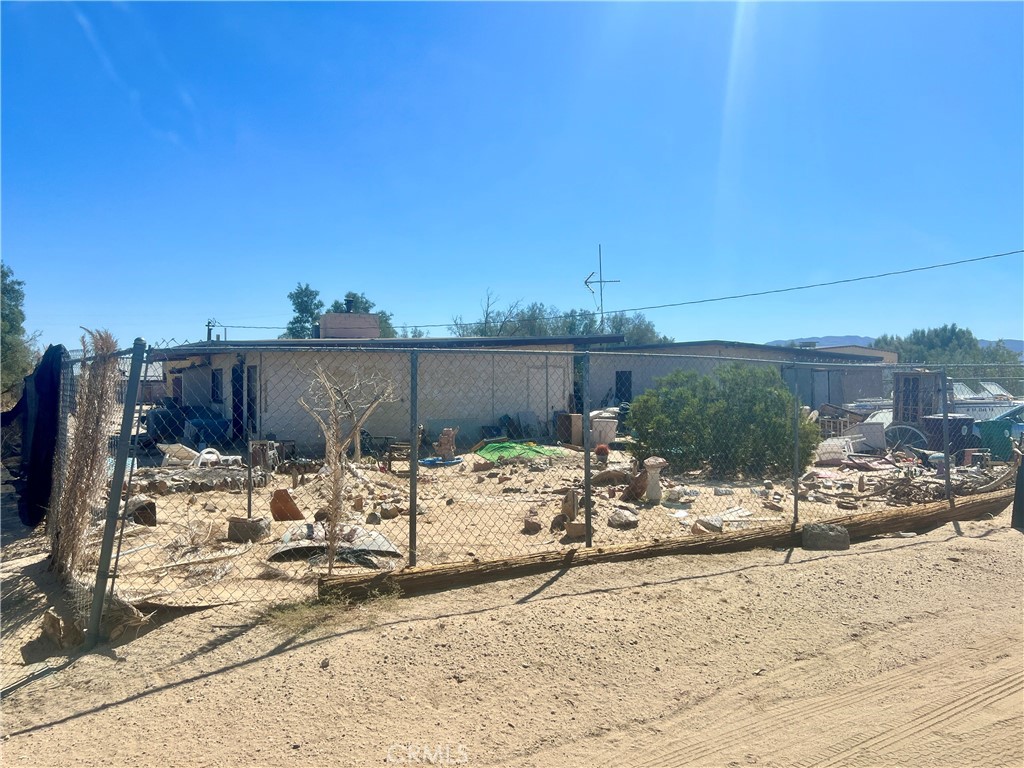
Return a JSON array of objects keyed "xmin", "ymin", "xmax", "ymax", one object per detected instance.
[{"xmin": 626, "ymin": 363, "xmax": 820, "ymax": 479}]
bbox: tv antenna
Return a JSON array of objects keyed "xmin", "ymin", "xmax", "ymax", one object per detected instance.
[{"xmin": 584, "ymin": 244, "xmax": 620, "ymax": 332}]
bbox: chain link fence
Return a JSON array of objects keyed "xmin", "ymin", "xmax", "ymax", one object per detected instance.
[{"xmin": 45, "ymin": 338, "xmax": 1021, "ymax": 639}]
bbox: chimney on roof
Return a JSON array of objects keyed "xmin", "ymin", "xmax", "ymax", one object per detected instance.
[{"xmin": 345, "ymin": 297, "xmax": 355, "ymax": 313}]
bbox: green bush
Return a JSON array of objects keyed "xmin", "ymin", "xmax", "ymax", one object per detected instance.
[{"xmin": 626, "ymin": 363, "xmax": 821, "ymax": 479}]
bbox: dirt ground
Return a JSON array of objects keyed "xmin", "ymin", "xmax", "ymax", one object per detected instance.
[
  {"xmin": 74, "ymin": 446, "xmax": 919, "ymax": 611},
  {"xmin": 2, "ymin": 462, "xmax": 1022, "ymax": 768}
]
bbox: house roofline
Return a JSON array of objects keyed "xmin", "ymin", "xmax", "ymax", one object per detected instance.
[
  {"xmin": 594, "ymin": 339, "xmax": 885, "ymax": 363},
  {"xmin": 149, "ymin": 334, "xmax": 626, "ymax": 361}
]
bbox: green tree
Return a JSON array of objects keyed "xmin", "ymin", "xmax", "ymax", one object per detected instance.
[
  {"xmin": 1, "ymin": 265, "xmax": 35, "ymax": 393},
  {"xmin": 281, "ymin": 282, "xmax": 324, "ymax": 339},
  {"xmin": 873, "ymin": 324, "xmax": 1023, "ymax": 395},
  {"xmin": 449, "ymin": 291, "xmax": 672, "ymax": 345},
  {"xmin": 627, "ymin": 363, "xmax": 820, "ymax": 478}
]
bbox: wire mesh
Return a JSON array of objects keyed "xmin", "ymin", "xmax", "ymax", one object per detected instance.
[{"xmin": 46, "ymin": 339, "xmax": 1020, "ymax": 626}]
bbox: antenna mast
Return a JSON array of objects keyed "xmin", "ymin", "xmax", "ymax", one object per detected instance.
[{"xmin": 584, "ymin": 244, "xmax": 620, "ymax": 332}]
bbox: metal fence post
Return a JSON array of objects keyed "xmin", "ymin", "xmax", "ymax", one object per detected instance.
[
  {"xmin": 941, "ymin": 371, "xmax": 953, "ymax": 507},
  {"xmin": 791, "ymin": 366, "xmax": 800, "ymax": 525},
  {"xmin": 582, "ymin": 350, "xmax": 593, "ymax": 547},
  {"xmin": 409, "ymin": 350, "xmax": 419, "ymax": 567},
  {"xmin": 85, "ymin": 337, "xmax": 145, "ymax": 650}
]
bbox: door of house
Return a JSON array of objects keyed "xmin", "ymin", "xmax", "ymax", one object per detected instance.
[
  {"xmin": 614, "ymin": 370, "xmax": 633, "ymax": 403},
  {"xmin": 245, "ymin": 365, "xmax": 259, "ymax": 438},
  {"xmin": 231, "ymin": 364, "xmax": 245, "ymax": 442}
]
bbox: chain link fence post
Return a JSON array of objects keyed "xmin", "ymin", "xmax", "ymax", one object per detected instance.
[
  {"xmin": 790, "ymin": 366, "xmax": 801, "ymax": 526},
  {"xmin": 408, "ymin": 350, "xmax": 419, "ymax": 567},
  {"xmin": 85, "ymin": 337, "xmax": 146, "ymax": 649},
  {"xmin": 940, "ymin": 369, "xmax": 953, "ymax": 507},
  {"xmin": 582, "ymin": 350, "xmax": 593, "ymax": 547}
]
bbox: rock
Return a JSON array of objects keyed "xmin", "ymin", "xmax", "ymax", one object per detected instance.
[
  {"xmin": 523, "ymin": 515, "xmax": 543, "ymax": 534},
  {"xmin": 365, "ymin": 511, "xmax": 382, "ymax": 525},
  {"xmin": 352, "ymin": 496, "xmax": 364, "ymax": 512},
  {"xmin": 621, "ymin": 469, "xmax": 648, "ymax": 502},
  {"xmin": 549, "ymin": 513, "xmax": 568, "ymax": 533},
  {"xmin": 692, "ymin": 516, "xmax": 724, "ymax": 533},
  {"xmin": 476, "ymin": 476, "xmax": 486, "ymax": 484},
  {"xmin": 858, "ymin": 475, "xmax": 867, "ymax": 493},
  {"xmin": 313, "ymin": 509, "xmax": 329, "ymax": 522},
  {"xmin": 762, "ymin": 500, "xmax": 785, "ymax": 512},
  {"xmin": 607, "ymin": 509, "xmax": 639, "ymax": 529},
  {"xmin": 836, "ymin": 500, "xmax": 859, "ymax": 511},
  {"xmin": 187, "ymin": 494, "xmax": 198, "ymax": 505},
  {"xmin": 203, "ymin": 501, "xmax": 218, "ymax": 513},
  {"xmin": 591, "ymin": 468, "xmax": 630, "ymax": 486},
  {"xmin": 473, "ymin": 461, "xmax": 496, "ymax": 472},
  {"xmin": 41, "ymin": 607, "xmax": 83, "ymax": 649},
  {"xmin": 270, "ymin": 489, "xmax": 305, "ymax": 521},
  {"xmin": 497, "ymin": 475, "xmax": 513, "ymax": 484},
  {"xmin": 379, "ymin": 503, "xmax": 403, "ymax": 520},
  {"xmin": 487, "ymin": 471, "xmax": 500, "ymax": 479},
  {"xmin": 713, "ymin": 487, "xmax": 735, "ymax": 496},
  {"xmin": 564, "ymin": 520, "xmax": 587, "ymax": 538},
  {"xmin": 561, "ymin": 489, "xmax": 580, "ymax": 522},
  {"xmin": 446, "ymin": 498, "xmax": 456, "ymax": 506},
  {"xmin": 763, "ymin": 480, "xmax": 774, "ymax": 490},
  {"xmin": 320, "ymin": 658, "xmax": 330, "ymax": 670},
  {"xmin": 127, "ymin": 495, "xmax": 157, "ymax": 526},
  {"xmin": 227, "ymin": 515, "xmax": 271, "ymax": 543},
  {"xmin": 802, "ymin": 523, "xmax": 850, "ymax": 551}
]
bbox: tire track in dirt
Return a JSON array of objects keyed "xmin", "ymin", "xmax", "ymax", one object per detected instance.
[
  {"xmin": 806, "ymin": 667, "xmax": 1023, "ymax": 768},
  {"xmin": 612, "ymin": 634, "xmax": 1017, "ymax": 768},
  {"xmin": 512, "ymin": 632, "xmax": 1018, "ymax": 768}
]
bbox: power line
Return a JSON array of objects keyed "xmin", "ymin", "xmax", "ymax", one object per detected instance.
[{"xmin": 213, "ymin": 248, "xmax": 1022, "ymax": 333}]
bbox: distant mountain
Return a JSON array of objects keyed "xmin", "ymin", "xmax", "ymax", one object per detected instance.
[
  {"xmin": 767, "ymin": 336, "xmax": 1024, "ymax": 360},
  {"xmin": 980, "ymin": 338, "xmax": 1024, "ymax": 356}
]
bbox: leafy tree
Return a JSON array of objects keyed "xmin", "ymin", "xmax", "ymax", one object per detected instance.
[
  {"xmin": 281, "ymin": 283, "xmax": 324, "ymax": 339},
  {"xmin": 626, "ymin": 363, "xmax": 820, "ymax": 478},
  {"xmin": 873, "ymin": 324, "xmax": 1023, "ymax": 396},
  {"xmin": 284, "ymin": 286, "xmax": 397, "ymax": 339},
  {"xmin": 449, "ymin": 291, "xmax": 672, "ymax": 345},
  {"xmin": 1, "ymin": 265, "xmax": 35, "ymax": 393},
  {"xmin": 603, "ymin": 311, "xmax": 673, "ymax": 346}
]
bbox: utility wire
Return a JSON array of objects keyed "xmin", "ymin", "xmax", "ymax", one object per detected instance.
[{"xmin": 212, "ymin": 248, "xmax": 1023, "ymax": 332}]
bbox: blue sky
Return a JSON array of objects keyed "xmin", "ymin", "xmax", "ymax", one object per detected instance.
[{"xmin": 3, "ymin": 1, "xmax": 1022, "ymax": 351}]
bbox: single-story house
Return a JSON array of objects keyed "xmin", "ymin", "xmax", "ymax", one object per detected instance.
[
  {"xmin": 587, "ymin": 340, "xmax": 887, "ymax": 411},
  {"xmin": 150, "ymin": 334, "xmax": 622, "ymax": 456}
]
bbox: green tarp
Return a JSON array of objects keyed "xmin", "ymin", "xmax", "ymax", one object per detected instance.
[{"xmin": 475, "ymin": 441, "xmax": 563, "ymax": 461}]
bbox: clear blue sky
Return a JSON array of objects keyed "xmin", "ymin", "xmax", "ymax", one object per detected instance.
[{"xmin": 3, "ymin": 1, "xmax": 1022, "ymax": 351}]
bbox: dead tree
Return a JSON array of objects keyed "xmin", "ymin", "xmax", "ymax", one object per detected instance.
[{"xmin": 298, "ymin": 364, "xmax": 396, "ymax": 575}]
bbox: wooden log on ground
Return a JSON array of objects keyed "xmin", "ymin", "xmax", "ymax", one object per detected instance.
[{"xmin": 318, "ymin": 489, "xmax": 1014, "ymax": 603}]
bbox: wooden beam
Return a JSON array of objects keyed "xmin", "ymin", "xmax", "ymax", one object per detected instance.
[{"xmin": 318, "ymin": 489, "xmax": 1014, "ymax": 602}]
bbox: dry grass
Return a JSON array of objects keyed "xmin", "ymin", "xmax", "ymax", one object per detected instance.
[
  {"xmin": 261, "ymin": 585, "xmax": 401, "ymax": 637},
  {"xmin": 52, "ymin": 329, "xmax": 121, "ymax": 576}
]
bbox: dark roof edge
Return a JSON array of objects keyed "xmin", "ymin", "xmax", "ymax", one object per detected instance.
[
  {"xmin": 593, "ymin": 339, "xmax": 885, "ymax": 362},
  {"xmin": 150, "ymin": 334, "xmax": 626, "ymax": 359}
]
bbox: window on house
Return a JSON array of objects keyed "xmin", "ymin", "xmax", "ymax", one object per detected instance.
[{"xmin": 211, "ymin": 369, "xmax": 224, "ymax": 403}]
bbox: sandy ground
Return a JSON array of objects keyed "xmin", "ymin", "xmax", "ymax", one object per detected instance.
[
  {"xmin": 74, "ymin": 447, "xmax": 917, "ymax": 610},
  {"xmin": 2, "ymin": 467, "xmax": 1022, "ymax": 768}
]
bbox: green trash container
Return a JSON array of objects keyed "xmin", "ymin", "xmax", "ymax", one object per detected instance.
[{"xmin": 976, "ymin": 420, "xmax": 1014, "ymax": 462}]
